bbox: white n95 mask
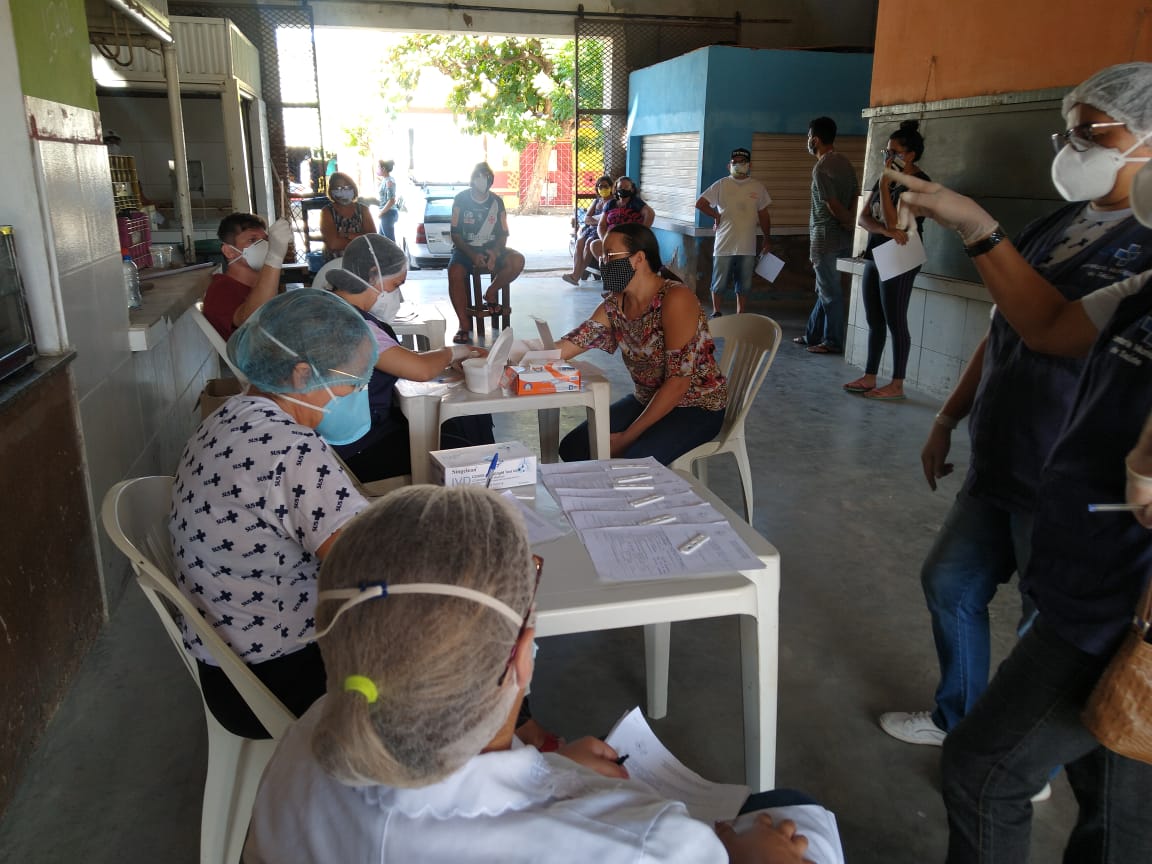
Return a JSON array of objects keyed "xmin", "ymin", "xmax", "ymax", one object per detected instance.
[
  {"xmin": 370, "ymin": 287, "xmax": 402, "ymax": 324},
  {"xmin": 229, "ymin": 239, "xmax": 268, "ymax": 271},
  {"xmin": 1051, "ymin": 134, "xmax": 1152, "ymax": 202},
  {"xmin": 1132, "ymin": 160, "xmax": 1152, "ymax": 228}
]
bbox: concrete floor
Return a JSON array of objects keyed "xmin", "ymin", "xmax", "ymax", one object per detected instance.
[{"xmin": 0, "ymin": 266, "xmax": 1078, "ymax": 862}]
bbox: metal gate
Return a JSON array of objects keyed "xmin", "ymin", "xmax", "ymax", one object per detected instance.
[
  {"xmin": 573, "ymin": 16, "xmax": 739, "ymax": 207},
  {"xmin": 171, "ymin": 3, "xmax": 321, "ymax": 217}
]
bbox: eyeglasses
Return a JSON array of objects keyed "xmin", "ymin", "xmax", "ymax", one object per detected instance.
[
  {"xmin": 1051, "ymin": 121, "xmax": 1127, "ymax": 154},
  {"xmin": 326, "ymin": 366, "xmax": 370, "ymax": 392},
  {"xmin": 330, "ymin": 185, "xmax": 354, "ymax": 192},
  {"xmin": 497, "ymin": 554, "xmax": 543, "ymax": 686},
  {"xmin": 602, "ymin": 250, "xmax": 633, "ymax": 260}
]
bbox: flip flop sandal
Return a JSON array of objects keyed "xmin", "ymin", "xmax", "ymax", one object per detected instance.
[
  {"xmin": 452, "ymin": 329, "xmax": 471, "ymax": 345},
  {"xmin": 483, "ymin": 300, "xmax": 502, "ymax": 315},
  {"xmin": 561, "ymin": 274, "xmax": 580, "ymax": 286},
  {"xmin": 843, "ymin": 381, "xmax": 874, "ymax": 393},
  {"xmin": 865, "ymin": 390, "xmax": 907, "ymax": 401},
  {"xmin": 791, "ymin": 336, "xmax": 809, "ymax": 346},
  {"xmin": 806, "ymin": 344, "xmax": 842, "ymax": 355}
]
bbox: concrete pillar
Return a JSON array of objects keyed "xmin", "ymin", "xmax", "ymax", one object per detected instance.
[
  {"xmin": 221, "ymin": 77, "xmax": 252, "ymax": 214},
  {"xmin": 163, "ymin": 42, "xmax": 195, "ymax": 263}
]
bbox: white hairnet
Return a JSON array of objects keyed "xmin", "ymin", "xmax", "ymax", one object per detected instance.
[
  {"xmin": 326, "ymin": 234, "xmax": 407, "ymax": 295},
  {"xmin": 1063, "ymin": 62, "xmax": 1152, "ymax": 138},
  {"xmin": 226, "ymin": 288, "xmax": 377, "ymax": 393},
  {"xmin": 311, "ymin": 486, "xmax": 535, "ymax": 788}
]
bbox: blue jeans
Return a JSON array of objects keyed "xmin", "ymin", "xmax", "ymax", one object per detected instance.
[
  {"xmin": 943, "ymin": 617, "xmax": 1152, "ymax": 863},
  {"xmin": 803, "ymin": 248, "xmax": 849, "ymax": 350},
  {"xmin": 711, "ymin": 254, "xmax": 756, "ymax": 296},
  {"xmin": 923, "ymin": 490, "xmax": 1034, "ymax": 733},
  {"xmin": 378, "ymin": 208, "xmax": 398, "ymax": 242},
  {"xmin": 558, "ymin": 395, "xmax": 724, "ymax": 465}
]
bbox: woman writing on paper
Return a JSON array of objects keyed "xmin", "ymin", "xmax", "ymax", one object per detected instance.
[
  {"xmin": 244, "ymin": 485, "xmax": 832, "ymax": 863},
  {"xmin": 557, "ymin": 223, "xmax": 728, "ymax": 465},
  {"xmin": 843, "ymin": 120, "xmax": 930, "ymax": 401}
]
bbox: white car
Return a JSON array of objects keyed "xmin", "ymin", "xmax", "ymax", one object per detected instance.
[{"xmin": 401, "ymin": 184, "xmax": 468, "ymax": 270}]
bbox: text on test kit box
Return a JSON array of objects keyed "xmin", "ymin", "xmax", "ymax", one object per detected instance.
[
  {"xmin": 430, "ymin": 441, "xmax": 537, "ymax": 489},
  {"xmin": 512, "ymin": 363, "xmax": 581, "ymax": 395}
]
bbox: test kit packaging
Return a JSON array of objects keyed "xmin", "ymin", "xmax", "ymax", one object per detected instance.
[
  {"xmin": 429, "ymin": 441, "xmax": 537, "ymax": 489},
  {"xmin": 512, "ymin": 362, "xmax": 582, "ymax": 395}
]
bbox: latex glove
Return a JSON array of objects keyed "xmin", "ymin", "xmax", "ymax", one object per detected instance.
[
  {"xmin": 715, "ymin": 813, "xmax": 815, "ymax": 864},
  {"xmin": 1126, "ymin": 455, "xmax": 1152, "ymax": 529},
  {"xmin": 265, "ymin": 218, "xmax": 292, "ymax": 269},
  {"xmin": 888, "ymin": 169, "xmax": 999, "ymax": 246}
]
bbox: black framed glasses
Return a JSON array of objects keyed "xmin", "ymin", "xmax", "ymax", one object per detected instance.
[
  {"xmin": 497, "ymin": 554, "xmax": 543, "ymax": 686},
  {"xmin": 1051, "ymin": 121, "xmax": 1127, "ymax": 154}
]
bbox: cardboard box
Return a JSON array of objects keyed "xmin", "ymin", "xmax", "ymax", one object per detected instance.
[
  {"xmin": 512, "ymin": 362, "xmax": 582, "ymax": 395},
  {"xmin": 430, "ymin": 441, "xmax": 537, "ymax": 489},
  {"xmin": 199, "ymin": 377, "xmax": 244, "ymax": 419}
]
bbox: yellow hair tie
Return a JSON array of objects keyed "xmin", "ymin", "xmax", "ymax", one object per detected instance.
[{"xmin": 344, "ymin": 675, "xmax": 379, "ymax": 703}]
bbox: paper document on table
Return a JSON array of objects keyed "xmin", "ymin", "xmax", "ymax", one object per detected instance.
[
  {"xmin": 555, "ymin": 491, "xmax": 706, "ymax": 513},
  {"xmin": 501, "ymin": 491, "xmax": 570, "ymax": 545},
  {"xmin": 567, "ymin": 503, "xmax": 727, "ymax": 529},
  {"xmin": 754, "ymin": 252, "xmax": 786, "ymax": 283},
  {"xmin": 871, "ymin": 230, "xmax": 927, "ymax": 282},
  {"xmin": 605, "ymin": 707, "xmax": 749, "ymax": 824},
  {"xmin": 581, "ymin": 522, "xmax": 765, "ymax": 581},
  {"xmin": 731, "ymin": 806, "xmax": 846, "ymax": 864}
]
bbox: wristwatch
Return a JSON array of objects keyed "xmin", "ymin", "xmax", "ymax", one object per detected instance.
[{"xmin": 964, "ymin": 227, "xmax": 1006, "ymax": 258}]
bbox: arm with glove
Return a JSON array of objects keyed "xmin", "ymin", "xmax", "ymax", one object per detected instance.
[{"xmin": 234, "ymin": 218, "xmax": 293, "ymax": 329}]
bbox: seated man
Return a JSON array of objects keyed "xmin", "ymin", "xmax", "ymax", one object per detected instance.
[
  {"xmin": 447, "ymin": 162, "xmax": 525, "ymax": 345},
  {"xmin": 202, "ymin": 213, "xmax": 292, "ymax": 340}
]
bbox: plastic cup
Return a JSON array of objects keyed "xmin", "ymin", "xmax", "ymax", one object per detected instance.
[{"xmin": 462, "ymin": 358, "xmax": 491, "ymax": 393}]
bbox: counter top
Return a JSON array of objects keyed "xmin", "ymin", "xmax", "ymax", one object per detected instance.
[
  {"xmin": 0, "ymin": 352, "xmax": 76, "ymax": 414},
  {"xmin": 128, "ymin": 264, "xmax": 215, "ymax": 352}
]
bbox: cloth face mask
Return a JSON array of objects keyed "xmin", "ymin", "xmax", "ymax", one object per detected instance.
[{"xmin": 600, "ymin": 257, "xmax": 635, "ymax": 293}]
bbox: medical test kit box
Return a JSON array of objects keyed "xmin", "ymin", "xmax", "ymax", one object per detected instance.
[
  {"xmin": 429, "ymin": 441, "xmax": 537, "ymax": 489},
  {"xmin": 510, "ymin": 362, "xmax": 582, "ymax": 395}
]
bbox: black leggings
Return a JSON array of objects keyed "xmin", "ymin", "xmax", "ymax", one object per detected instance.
[
  {"xmin": 862, "ymin": 258, "xmax": 919, "ymax": 380},
  {"xmin": 197, "ymin": 642, "xmax": 327, "ymax": 739}
]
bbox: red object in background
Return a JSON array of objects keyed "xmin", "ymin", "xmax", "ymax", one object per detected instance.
[
  {"xmin": 117, "ymin": 211, "xmax": 153, "ymax": 269},
  {"xmin": 518, "ymin": 141, "xmax": 574, "ymax": 207},
  {"xmin": 415, "ymin": 223, "xmax": 427, "ymax": 244}
]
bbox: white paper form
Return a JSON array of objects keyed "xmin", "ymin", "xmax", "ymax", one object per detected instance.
[
  {"xmin": 567, "ymin": 503, "xmax": 727, "ymax": 530},
  {"xmin": 871, "ymin": 230, "xmax": 927, "ymax": 282},
  {"xmin": 605, "ymin": 707, "xmax": 749, "ymax": 825},
  {"xmin": 580, "ymin": 523, "xmax": 765, "ymax": 582},
  {"xmin": 501, "ymin": 491, "xmax": 571, "ymax": 545},
  {"xmin": 554, "ymin": 491, "xmax": 707, "ymax": 512},
  {"xmin": 731, "ymin": 806, "xmax": 846, "ymax": 864},
  {"xmin": 754, "ymin": 252, "xmax": 786, "ymax": 283}
]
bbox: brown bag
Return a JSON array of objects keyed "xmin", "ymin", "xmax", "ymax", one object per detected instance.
[{"xmin": 1082, "ymin": 580, "xmax": 1152, "ymax": 765}]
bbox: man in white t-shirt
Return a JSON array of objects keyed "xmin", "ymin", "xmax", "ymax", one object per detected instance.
[{"xmin": 695, "ymin": 147, "xmax": 773, "ymax": 317}]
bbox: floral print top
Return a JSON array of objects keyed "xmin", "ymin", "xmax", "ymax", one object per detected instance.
[{"xmin": 562, "ymin": 280, "xmax": 728, "ymax": 411}]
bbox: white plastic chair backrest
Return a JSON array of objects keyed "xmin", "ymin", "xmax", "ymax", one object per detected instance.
[
  {"xmin": 101, "ymin": 477, "xmax": 293, "ymax": 738},
  {"xmin": 191, "ymin": 302, "xmax": 250, "ymax": 385},
  {"xmin": 708, "ymin": 314, "xmax": 782, "ymax": 440}
]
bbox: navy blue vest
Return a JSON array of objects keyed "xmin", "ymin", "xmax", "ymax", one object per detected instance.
[
  {"xmin": 966, "ymin": 204, "xmax": 1152, "ymax": 512},
  {"xmin": 334, "ymin": 308, "xmax": 402, "ymax": 457},
  {"xmin": 1023, "ymin": 275, "xmax": 1152, "ymax": 655}
]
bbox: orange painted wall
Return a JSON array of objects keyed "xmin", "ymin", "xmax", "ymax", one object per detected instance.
[{"xmin": 871, "ymin": 1, "xmax": 1152, "ymax": 106}]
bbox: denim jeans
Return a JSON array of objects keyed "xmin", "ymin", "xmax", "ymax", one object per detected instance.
[
  {"xmin": 803, "ymin": 248, "xmax": 849, "ymax": 350},
  {"xmin": 558, "ymin": 394, "xmax": 724, "ymax": 465},
  {"xmin": 922, "ymin": 491, "xmax": 1034, "ymax": 733},
  {"xmin": 711, "ymin": 254, "xmax": 756, "ymax": 296},
  {"xmin": 942, "ymin": 617, "xmax": 1152, "ymax": 863}
]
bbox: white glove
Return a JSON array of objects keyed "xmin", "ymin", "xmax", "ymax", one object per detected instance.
[
  {"xmin": 265, "ymin": 218, "xmax": 293, "ymax": 269},
  {"xmin": 890, "ymin": 170, "xmax": 999, "ymax": 247}
]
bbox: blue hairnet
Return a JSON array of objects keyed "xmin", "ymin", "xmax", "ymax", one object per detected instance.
[
  {"xmin": 226, "ymin": 289, "xmax": 378, "ymax": 393},
  {"xmin": 1063, "ymin": 62, "xmax": 1152, "ymax": 138},
  {"xmin": 326, "ymin": 234, "xmax": 407, "ymax": 294}
]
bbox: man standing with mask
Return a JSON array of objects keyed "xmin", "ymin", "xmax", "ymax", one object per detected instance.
[
  {"xmin": 202, "ymin": 212, "xmax": 293, "ymax": 339},
  {"xmin": 448, "ymin": 162, "xmax": 525, "ymax": 345},
  {"xmin": 800, "ymin": 117, "xmax": 859, "ymax": 354},
  {"xmin": 879, "ymin": 64, "xmax": 1152, "ymax": 781},
  {"xmin": 696, "ymin": 147, "xmax": 773, "ymax": 317}
]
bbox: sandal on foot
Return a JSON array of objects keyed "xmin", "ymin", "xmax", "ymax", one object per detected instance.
[
  {"xmin": 806, "ymin": 343, "xmax": 842, "ymax": 355},
  {"xmin": 482, "ymin": 299, "xmax": 502, "ymax": 314},
  {"xmin": 791, "ymin": 336, "xmax": 809, "ymax": 346},
  {"xmin": 864, "ymin": 387, "xmax": 906, "ymax": 401},
  {"xmin": 452, "ymin": 329, "xmax": 471, "ymax": 345},
  {"xmin": 561, "ymin": 273, "xmax": 580, "ymax": 286},
  {"xmin": 843, "ymin": 378, "xmax": 875, "ymax": 393}
]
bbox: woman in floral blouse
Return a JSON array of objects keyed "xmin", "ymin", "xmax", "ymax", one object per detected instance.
[{"xmin": 558, "ymin": 223, "xmax": 728, "ymax": 464}]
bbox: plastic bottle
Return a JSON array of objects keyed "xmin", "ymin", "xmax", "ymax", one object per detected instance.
[{"xmin": 121, "ymin": 251, "xmax": 143, "ymax": 310}]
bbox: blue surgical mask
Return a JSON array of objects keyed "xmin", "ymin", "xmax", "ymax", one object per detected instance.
[{"xmin": 314, "ymin": 384, "xmax": 371, "ymax": 445}]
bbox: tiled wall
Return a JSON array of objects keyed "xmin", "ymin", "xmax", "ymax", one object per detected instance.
[
  {"xmin": 842, "ymin": 260, "xmax": 992, "ymax": 398},
  {"xmin": 30, "ymin": 97, "xmax": 216, "ymax": 608}
]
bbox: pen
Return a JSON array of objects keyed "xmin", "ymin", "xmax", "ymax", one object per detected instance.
[
  {"xmin": 1087, "ymin": 503, "xmax": 1146, "ymax": 512},
  {"xmin": 484, "ymin": 452, "xmax": 501, "ymax": 488},
  {"xmin": 615, "ymin": 754, "xmax": 630, "ymax": 766}
]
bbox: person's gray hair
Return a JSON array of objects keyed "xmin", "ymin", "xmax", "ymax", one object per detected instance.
[
  {"xmin": 327, "ymin": 234, "xmax": 407, "ymax": 295},
  {"xmin": 226, "ymin": 288, "xmax": 375, "ymax": 394},
  {"xmin": 1062, "ymin": 62, "xmax": 1152, "ymax": 139},
  {"xmin": 311, "ymin": 485, "xmax": 534, "ymax": 788}
]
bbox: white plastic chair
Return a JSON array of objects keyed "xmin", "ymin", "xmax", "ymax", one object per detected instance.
[
  {"xmin": 101, "ymin": 477, "xmax": 293, "ymax": 864},
  {"xmin": 190, "ymin": 302, "xmax": 249, "ymax": 385},
  {"xmin": 670, "ymin": 314, "xmax": 782, "ymax": 523}
]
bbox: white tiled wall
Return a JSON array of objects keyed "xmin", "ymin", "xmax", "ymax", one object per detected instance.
[{"xmin": 844, "ymin": 263, "xmax": 992, "ymax": 398}]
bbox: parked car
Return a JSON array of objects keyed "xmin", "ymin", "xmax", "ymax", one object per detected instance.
[{"xmin": 401, "ymin": 184, "xmax": 468, "ymax": 270}]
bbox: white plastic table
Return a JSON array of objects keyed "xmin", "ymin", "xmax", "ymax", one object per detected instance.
[
  {"xmin": 391, "ymin": 302, "xmax": 446, "ymax": 350},
  {"xmin": 528, "ymin": 472, "xmax": 780, "ymax": 789},
  {"xmin": 395, "ymin": 360, "xmax": 612, "ymax": 485}
]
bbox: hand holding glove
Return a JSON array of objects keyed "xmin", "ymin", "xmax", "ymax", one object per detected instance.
[
  {"xmin": 888, "ymin": 169, "xmax": 999, "ymax": 247},
  {"xmin": 265, "ymin": 218, "xmax": 293, "ymax": 269}
]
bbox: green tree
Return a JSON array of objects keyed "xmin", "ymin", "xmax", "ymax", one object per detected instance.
[{"xmin": 385, "ymin": 35, "xmax": 575, "ymax": 214}]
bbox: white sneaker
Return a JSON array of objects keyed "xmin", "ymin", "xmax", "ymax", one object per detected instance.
[
  {"xmin": 879, "ymin": 711, "xmax": 947, "ymax": 746},
  {"xmin": 1031, "ymin": 782, "xmax": 1052, "ymax": 803}
]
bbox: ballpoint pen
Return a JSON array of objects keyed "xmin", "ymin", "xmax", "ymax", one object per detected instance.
[
  {"xmin": 484, "ymin": 452, "xmax": 501, "ymax": 488},
  {"xmin": 1087, "ymin": 503, "xmax": 1146, "ymax": 512}
]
